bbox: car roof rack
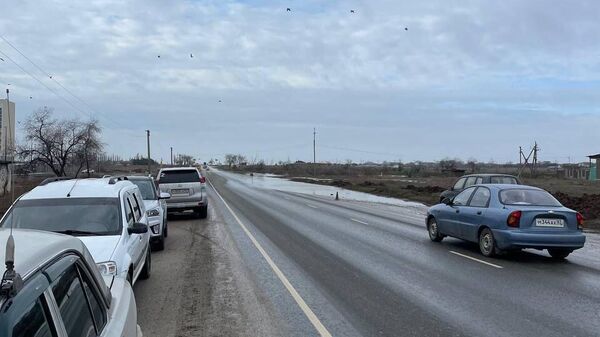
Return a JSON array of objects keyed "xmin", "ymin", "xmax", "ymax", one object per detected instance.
[
  {"xmin": 39, "ymin": 177, "xmax": 75, "ymax": 186},
  {"xmin": 108, "ymin": 176, "xmax": 129, "ymax": 184}
]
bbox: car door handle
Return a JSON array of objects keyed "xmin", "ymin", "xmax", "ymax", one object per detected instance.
[
  {"xmin": 477, "ymin": 211, "xmax": 482, "ymax": 215},
  {"xmin": 455, "ymin": 210, "xmax": 460, "ymax": 213}
]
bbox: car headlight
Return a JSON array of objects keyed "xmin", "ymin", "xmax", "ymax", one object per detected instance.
[
  {"xmin": 147, "ymin": 208, "xmax": 160, "ymax": 217},
  {"xmin": 96, "ymin": 261, "xmax": 117, "ymax": 276}
]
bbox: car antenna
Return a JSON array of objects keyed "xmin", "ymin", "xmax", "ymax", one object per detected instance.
[
  {"xmin": 0, "ymin": 202, "xmax": 23, "ymax": 300},
  {"xmin": 66, "ymin": 179, "xmax": 79, "ymax": 197}
]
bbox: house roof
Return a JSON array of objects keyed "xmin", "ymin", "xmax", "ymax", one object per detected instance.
[{"xmin": 587, "ymin": 154, "xmax": 600, "ymax": 159}]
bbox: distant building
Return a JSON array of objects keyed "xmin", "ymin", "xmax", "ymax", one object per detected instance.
[{"xmin": 0, "ymin": 99, "xmax": 16, "ymax": 161}]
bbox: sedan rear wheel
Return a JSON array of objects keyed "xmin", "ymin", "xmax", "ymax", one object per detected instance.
[
  {"xmin": 427, "ymin": 218, "xmax": 443, "ymax": 242},
  {"xmin": 548, "ymin": 249, "xmax": 572, "ymax": 260},
  {"xmin": 479, "ymin": 228, "xmax": 497, "ymax": 257}
]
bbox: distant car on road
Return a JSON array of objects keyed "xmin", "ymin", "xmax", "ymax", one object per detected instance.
[
  {"xmin": 439, "ymin": 174, "xmax": 520, "ymax": 203},
  {"xmin": 157, "ymin": 167, "xmax": 208, "ymax": 218},
  {"xmin": 0, "ymin": 176, "xmax": 152, "ymax": 285},
  {"xmin": 129, "ymin": 175, "xmax": 171, "ymax": 251},
  {"xmin": 0, "ymin": 229, "xmax": 142, "ymax": 336},
  {"xmin": 427, "ymin": 184, "xmax": 585, "ymax": 259}
]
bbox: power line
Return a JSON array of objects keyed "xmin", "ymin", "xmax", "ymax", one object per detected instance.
[
  {"xmin": 0, "ymin": 36, "xmax": 126, "ymax": 128},
  {"xmin": 0, "ymin": 47, "xmax": 91, "ymax": 119}
]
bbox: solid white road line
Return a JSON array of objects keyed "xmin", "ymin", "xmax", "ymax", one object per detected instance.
[
  {"xmin": 208, "ymin": 180, "xmax": 333, "ymax": 337},
  {"xmin": 350, "ymin": 218, "xmax": 369, "ymax": 225},
  {"xmin": 449, "ymin": 250, "xmax": 504, "ymax": 269},
  {"xmin": 306, "ymin": 203, "xmax": 319, "ymax": 209}
]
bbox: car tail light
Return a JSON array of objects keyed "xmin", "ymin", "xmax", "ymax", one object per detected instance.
[
  {"xmin": 200, "ymin": 176, "xmax": 206, "ymax": 183},
  {"xmin": 576, "ymin": 213, "xmax": 584, "ymax": 229},
  {"xmin": 507, "ymin": 211, "xmax": 521, "ymax": 228}
]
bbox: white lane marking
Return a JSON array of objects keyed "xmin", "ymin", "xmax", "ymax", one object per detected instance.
[
  {"xmin": 305, "ymin": 203, "xmax": 319, "ymax": 209},
  {"xmin": 350, "ymin": 218, "xmax": 368, "ymax": 225},
  {"xmin": 449, "ymin": 251, "xmax": 503, "ymax": 269},
  {"xmin": 208, "ymin": 180, "xmax": 332, "ymax": 337}
]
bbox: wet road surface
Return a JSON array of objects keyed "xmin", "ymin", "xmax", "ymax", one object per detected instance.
[{"xmin": 135, "ymin": 169, "xmax": 600, "ymax": 337}]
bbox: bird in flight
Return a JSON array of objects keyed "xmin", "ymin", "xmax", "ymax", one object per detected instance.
[
  {"xmin": 218, "ymin": 100, "xmax": 222, "ymax": 103},
  {"xmin": 0, "ymin": 57, "xmax": 4, "ymax": 62},
  {"xmin": 286, "ymin": 8, "xmax": 291, "ymax": 12},
  {"xmin": 405, "ymin": 27, "xmax": 408, "ymax": 31},
  {"xmin": 29, "ymin": 96, "xmax": 32, "ymax": 99},
  {"xmin": 350, "ymin": 9, "xmax": 355, "ymax": 13},
  {"xmin": 157, "ymin": 55, "xmax": 161, "ymax": 58},
  {"xmin": 49, "ymin": 75, "xmax": 53, "ymax": 79},
  {"xmin": 190, "ymin": 53, "xmax": 194, "ymax": 58}
]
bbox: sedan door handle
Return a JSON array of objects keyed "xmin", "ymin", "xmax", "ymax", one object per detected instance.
[
  {"xmin": 477, "ymin": 211, "xmax": 482, "ymax": 215},
  {"xmin": 455, "ymin": 210, "xmax": 460, "ymax": 213}
]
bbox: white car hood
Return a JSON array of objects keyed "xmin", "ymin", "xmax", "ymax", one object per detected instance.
[{"xmin": 79, "ymin": 235, "xmax": 121, "ymax": 263}]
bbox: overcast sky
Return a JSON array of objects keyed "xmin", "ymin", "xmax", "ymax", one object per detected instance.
[{"xmin": 1, "ymin": 0, "xmax": 600, "ymax": 164}]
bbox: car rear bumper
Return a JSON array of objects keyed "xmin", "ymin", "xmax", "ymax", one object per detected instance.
[
  {"xmin": 166, "ymin": 200, "xmax": 206, "ymax": 212},
  {"xmin": 493, "ymin": 229, "xmax": 586, "ymax": 250}
]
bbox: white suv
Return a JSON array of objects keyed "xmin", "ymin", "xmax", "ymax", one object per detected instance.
[
  {"xmin": 0, "ymin": 176, "xmax": 151, "ymax": 285},
  {"xmin": 157, "ymin": 167, "xmax": 208, "ymax": 218},
  {"xmin": 128, "ymin": 175, "xmax": 170, "ymax": 251}
]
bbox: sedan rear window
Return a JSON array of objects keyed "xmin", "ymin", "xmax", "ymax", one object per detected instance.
[
  {"xmin": 490, "ymin": 176, "xmax": 518, "ymax": 184},
  {"xmin": 500, "ymin": 189, "xmax": 561, "ymax": 207},
  {"xmin": 159, "ymin": 170, "xmax": 200, "ymax": 183}
]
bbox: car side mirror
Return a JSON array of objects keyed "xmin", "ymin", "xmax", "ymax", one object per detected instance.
[
  {"xmin": 442, "ymin": 197, "xmax": 453, "ymax": 206},
  {"xmin": 128, "ymin": 222, "xmax": 148, "ymax": 235},
  {"xmin": 159, "ymin": 192, "xmax": 171, "ymax": 199}
]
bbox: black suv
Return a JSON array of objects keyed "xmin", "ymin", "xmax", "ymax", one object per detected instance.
[{"xmin": 439, "ymin": 174, "xmax": 520, "ymax": 203}]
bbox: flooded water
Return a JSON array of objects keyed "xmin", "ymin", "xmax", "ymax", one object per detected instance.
[{"xmin": 212, "ymin": 168, "xmax": 426, "ymax": 209}]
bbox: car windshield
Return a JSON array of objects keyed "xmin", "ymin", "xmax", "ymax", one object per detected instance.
[
  {"xmin": 0, "ymin": 198, "xmax": 121, "ymax": 235},
  {"xmin": 490, "ymin": 176, "xmax": 518, "ymax": 184},
  {"xmin": 159, "ymin": 170, "xmax": 200, "ymax": 183},
  {"xmin": 499, "ymin": 189, "xmax": 562, "ymax": 207},
  {"xmin": 131, "ymin": 179, "xmax": 157, "ymax": 200}
]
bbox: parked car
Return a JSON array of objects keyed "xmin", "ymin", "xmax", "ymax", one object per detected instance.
[
  {"xmin": 0, "ymin": 228, "xmax": 142, "ymax": 336},
  {"xmin": 439, "ymin": 174, "xmax": 520, "ymax": 203},
  {"xmin": 129, "ymin": 175, "xmax": 170, "ymax": 251},
  {"xmin": 157, "ymin": 167, "xmax": 208, "ymax": 218},
  {"xmin": 0, "ymin": 176, "xmax": 152, "ymax": 284},
  {"xmin": 427, "ymin": 184, "xmax": 586, "ymax": 259}
]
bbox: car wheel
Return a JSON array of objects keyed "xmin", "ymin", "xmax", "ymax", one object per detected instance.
[
  {"xmin": 479, "ymin": 228, "xmax": 498, "ymax": 257},
  {"xmin": 548, "ymin": 249, "xmax": 572, "ymax": 259},
  {"xmin": 427, "ymin": 218, "xmax": 444, "ymax": 242},
  {"xmin": 198, "ymin": 205, "xmax": 208, "ymax": 219},
  {"xmin": 140, "ymin": 249, "xmax": 151, "ymax": 280},
  {"xmin": 163, "ymin": 217, "xmax": 168, "ymax": 238},
  {"xmin": 154, "ymin": 234, "xmax": 165, "ymax": 251}
]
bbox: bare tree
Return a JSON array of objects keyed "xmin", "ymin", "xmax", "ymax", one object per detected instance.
[
  {"xmin": 19, "ymin": 107, "xmax": 103, "ymax": 177},
  {"xmin": 175, "ymin": 154, "xmax": 195, "ymax": 166}
]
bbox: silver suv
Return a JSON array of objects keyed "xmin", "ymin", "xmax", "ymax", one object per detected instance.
[{"xmin": 157, "ymin": 167, "xmax": 208, "ymax": 218}]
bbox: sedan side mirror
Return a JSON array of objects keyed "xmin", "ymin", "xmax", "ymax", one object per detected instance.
[
  {"xmin": 128, "ymin": 222, "xmax": 148, "ymax": 235},
  {"xmin": 159, "ymin": 192, "xmax": 171, "ymax": 199},
  {"xmin": 442, "ymin": 197, "xmax": 453, "ymax": 206}
]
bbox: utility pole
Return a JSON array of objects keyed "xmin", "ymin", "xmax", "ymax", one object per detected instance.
[
  {"xmin": 6, "ymin": 88, "xmax": 13, "ymax": 202},
  {"xmin": 146, "ymin": 130, "xmax": 151, "ymax": 175},
  {"xmin": 313, "ymin": 128, "xmax": 316, "ymax": 176},
  {"xmin": 170, "ymin": 147, "xmax": 173, "ymax": 166}
]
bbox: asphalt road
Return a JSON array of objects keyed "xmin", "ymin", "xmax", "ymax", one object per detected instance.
[{"xmin": 135, "ymin": 169, "xmax": 600, "ymax": 337}]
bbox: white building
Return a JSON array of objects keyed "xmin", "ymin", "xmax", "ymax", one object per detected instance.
[{"xmin": 0, "ymin": 99, "xmax": 16, "ymax": 161}]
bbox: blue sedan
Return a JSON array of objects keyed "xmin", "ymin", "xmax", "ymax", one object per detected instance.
[{"xmin": 426, "ymin": 184, "xmax": 586, "ymax": 259}]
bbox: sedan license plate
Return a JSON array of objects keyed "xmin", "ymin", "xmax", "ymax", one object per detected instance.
[
  {"xmin": 535, "ymin": 218, "xmax": 564, "ymax": 227},
  {"xmin": 171, "ymin": 188, "xmax": 189, "ymax": 195}
]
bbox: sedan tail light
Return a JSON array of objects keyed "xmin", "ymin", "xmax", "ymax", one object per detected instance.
[
  {"xmin": 507, "ymin": 210, "xmax": 521, "ymax": 228},
  {"xmin": 576, "ymin": 212, "xmax": 584, "ymax": 230},
  {"xmin": 200, "ymin": 176, "xmax": 206, "ymax": 183}
]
